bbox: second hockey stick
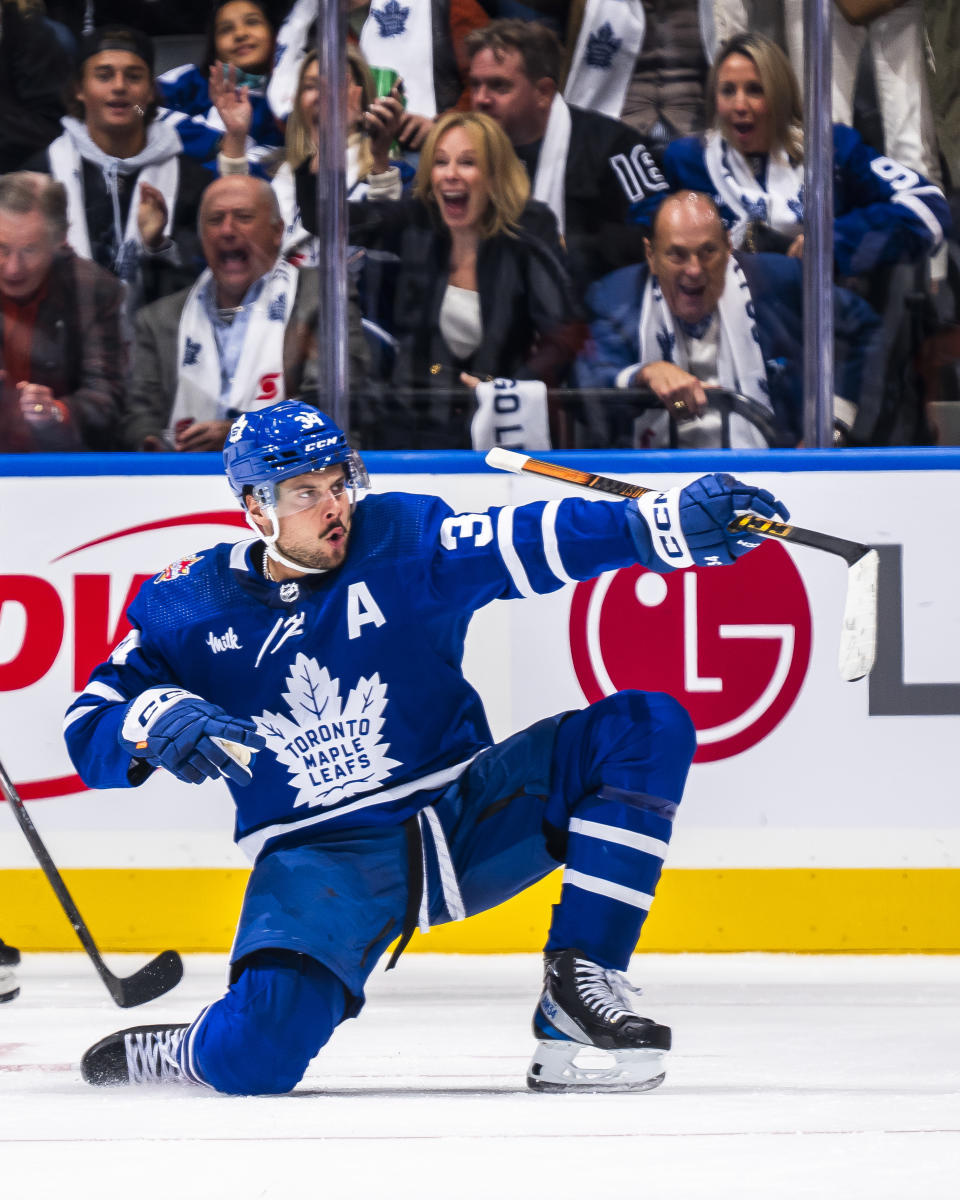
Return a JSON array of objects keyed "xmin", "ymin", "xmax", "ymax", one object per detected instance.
[
  {"xmin": 485, "ymin": 448, "xmax": 878, "ymax": 682},
  {"xmin": 0, "ymin": 757, "xmax": 183, "ymax": 1007}
]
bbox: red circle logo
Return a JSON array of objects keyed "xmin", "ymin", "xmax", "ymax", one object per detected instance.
[{"xmin": 569, "ymin": 542, "xmax": 812, "ymax": 761}]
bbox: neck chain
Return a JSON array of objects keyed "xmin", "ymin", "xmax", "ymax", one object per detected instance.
[{"xmin": 263, "ymin": 553, "xmax": 275, "ymax": 582}]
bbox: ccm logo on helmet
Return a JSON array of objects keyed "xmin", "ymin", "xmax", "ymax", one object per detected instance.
[{"xmin": 303, "ymin": 436, "xmax": 339, "ymax": 453}]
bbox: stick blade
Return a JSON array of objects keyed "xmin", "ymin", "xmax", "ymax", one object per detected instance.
[
  {"xmin": 839, "ymin": 549, "xmax": 879, "ymax": 682},
  {"xmin": 485, "ymin": 447, "xmax": 529, "ymax": 474},
  {"xmin": 108, "ymin": 950, "xmax": 184, "ymax": 1008}
]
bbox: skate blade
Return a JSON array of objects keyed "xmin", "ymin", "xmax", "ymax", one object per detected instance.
[{"xmin": 527, "ymin": 1040, "xmax": 666, "ymax": 1093}]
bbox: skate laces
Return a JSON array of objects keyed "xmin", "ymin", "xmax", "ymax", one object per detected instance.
[
  {"xmin": 124, "ymin": 1028, "xmax": 183, "ymax": 1083},
  {"xmin": 573, "ymin": 957, "xmax": 642, "ymax": 1024}
]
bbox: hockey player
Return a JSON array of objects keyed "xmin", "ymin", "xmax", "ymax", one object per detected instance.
[{"xmin": 70, "ymin": 401, "xmax": 788, "ymax": 1094}]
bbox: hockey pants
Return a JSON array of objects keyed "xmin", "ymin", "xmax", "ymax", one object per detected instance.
[{"xmin": 181, "ymin": 690, "xmax": 695, "ymax": 1094}]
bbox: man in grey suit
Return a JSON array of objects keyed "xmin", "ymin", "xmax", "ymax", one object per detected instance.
[{"xmin": 123, "ymin": 175, "xmax": 367, "ymax": 451}]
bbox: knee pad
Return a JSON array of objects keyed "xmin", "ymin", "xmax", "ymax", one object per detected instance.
[
  {"xmin": 548, "ymin": 690, "xmax": 696, "ymax": 823},
  {"xmin": 188, "ymin": 950, "xmax": 349, "ymax": 1095}
]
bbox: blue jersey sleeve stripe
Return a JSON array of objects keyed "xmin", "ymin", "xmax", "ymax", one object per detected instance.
[
  {"xmin": 496, "ymin": 506, "xmax": 537, "ymax": 598},
  {"xmin": 542, "ymin": 500, "xmax": 577, "ymax": 585}
]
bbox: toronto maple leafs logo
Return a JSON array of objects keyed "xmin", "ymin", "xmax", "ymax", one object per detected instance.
[
  {"xmin": 267, "ymin": 293, "xmax": 288, "ymax": 322},
  {"xmin": 584, "ymin": 22, "xmax": 621, "ymax": 69},
  {"xmin": 256, "ymin": 654, "xmax": 400, "ymax": 808},
  {"xmin": 656, "ymin": 328, "xmax": 676, "ymax": 362},
  {"xmin": 741, "ymin": 193, "xmax": 768, "ymax": 222},
  {"xmin": 787, "ymin": 187, "xmax": 804, "ymax": 222},
  {"xmin": 183, "ymin": 337, "xmax": 202, "ymax": 366},
  {"xmin": 228, "ymin": 413, "xmax": 248, "ymax": 443},
  {"xmin": 372, "ymin": 0, "xmax": 409, "ymax": 38}
]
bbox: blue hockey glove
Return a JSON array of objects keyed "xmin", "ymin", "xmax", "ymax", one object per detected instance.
[
  {"xmin": 118, "ymin": 687, "xmax": 265, "ymax": 786},
  {"xmin": 634, "ymin": 473, "xmax": 790, "ymax": 570}
]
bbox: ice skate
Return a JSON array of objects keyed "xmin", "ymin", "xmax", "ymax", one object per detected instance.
[
  {"xmin": 527, "ymin": 949, "xmax": 671, "ymax": 1092},
  {"xmin": 81, "ymin": 1024, "xmax": 188, "ymax": 1086},
  {"xmin": 0, "ymin": 938, "xmax": 19, "ymax": 967},
  {"xmin": 0, "ymin": 965, "xmax": 18, "ymax": 1003}
]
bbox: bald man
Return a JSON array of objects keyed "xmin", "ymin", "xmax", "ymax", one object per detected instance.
[
  {"xmin": 122, "ymin": 175, "xmax": 368, "ymax": 451},
  {"xmin": 574, "ymin": 191, "xmax": 883, "ymax": 447}
]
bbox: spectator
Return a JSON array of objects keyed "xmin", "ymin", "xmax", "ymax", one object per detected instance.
[
  {"xmin": 268, "ymin": 0, "xmax": 490, "ymax": 151},
  {"xmin": 122, "ymin": 175, "xmax": 368, "ymax": 452},
  {"xmin": 465, "ymin": 19, "xmax": 668, "ymax": 296},
  {"xmin": 221, "ymin": 45, "xmax": 408, "ymax": 267},
  {"xmin": 304, "ymin": 111, "xmax": 581, "ymax": 447},
  {"xmin": 573, "ymin": 190, "xmax": 882, "ymax": 447},
  {"xmin": 27, "ymin": 25, "xmax": 212, "ymax": 310},
  {"xmin": 651, "ymin": 32, "xmax": 949, "ymax": 277},
  {"xmin": 156, "ymin": 0, "xmax": 284, "ymax": 175},
  {"xmin": 0, "ymin": 0, "xmax": 72, "ymax": 174},
  {"xmin": 0, "ymin": 172, "xmax": 127, "ymax": 452},
  {"xmin": 562, "ymin": 0, "xmax": 749, "ymax": 142}
]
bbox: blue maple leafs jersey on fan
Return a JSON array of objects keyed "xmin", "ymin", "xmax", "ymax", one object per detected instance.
[{"xmin": 64, "ymin": 490, "xmax": 651, "ymax": 860}]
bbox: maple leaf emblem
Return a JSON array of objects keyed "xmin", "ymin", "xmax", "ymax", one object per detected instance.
[
  {"xmin": 255, "ymin": 653, "xmax": 401, "ymax": 809},
  {"xmin": 585, "ymin": 21, "xmax": 621, "ymax": 69}
]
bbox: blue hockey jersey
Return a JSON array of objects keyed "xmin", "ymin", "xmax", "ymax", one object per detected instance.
[
  {"xmin": 64, "ymin": 490, "xmax": 651, "ymax": 860},
  {"xmin": 637, "ymin": 124, "xmax": 949, "ymax": 276},
  {"xmin": 155, "ymin": 64, "xmax": 283, "ymax": 174}
]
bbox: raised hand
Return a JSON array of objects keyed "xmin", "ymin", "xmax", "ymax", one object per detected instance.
[
  {"xmin": 210, "ymin": 61, "xmax": 253, "ymax": 160},
  {"xmin": 636, "ymin": 473, "xmax": 790, "ymax": 569},
  {"xmin": 137, "ymin": 181, "xmax": 169, "ymax": 250}
]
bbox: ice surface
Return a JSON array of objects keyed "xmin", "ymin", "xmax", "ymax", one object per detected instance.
[{"xmin": 2, "ymin": 953, "xmax": 959, "ymax": 1199}]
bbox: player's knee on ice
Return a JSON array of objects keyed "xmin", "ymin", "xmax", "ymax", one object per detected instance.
[{"xmin": 189, "ymin": 950, "xmax": 350, "ymax": 1095}]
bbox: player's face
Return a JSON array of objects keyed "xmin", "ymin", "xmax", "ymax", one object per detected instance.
[
  {"xmin": 430, "ymin": 126, "xmax": 491, "ymax": 233},
  {"xmin": 76, "ymin": 51, "xmax": 153, "ymax": 138},
  {"xmin": 468, "ymin": 47, "xmax": 552, "ymax": 147},
  {"xmin": 214, "ymin": 1, "xmax": 273, "ymax": 74},
  {"xmin": 258, "ymin": 466, "xmax": 353, "ymax": 572},
  {"xmin": 0, "ymin": 209, "xmax": 60, "ymax": 301},
  {"xmin": 200, "ymin": 176, "xmax": 283, "ymax": 307},
  {"xmin": 646, "ymin": 199, "xmax": 730, "ymax": 326},
  {"xmin": 714, "ymin": 53, "xmax": 772, "ymax": 156}
]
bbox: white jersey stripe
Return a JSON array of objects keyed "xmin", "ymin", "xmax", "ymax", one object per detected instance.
[
  {"xmin": 893, "ymin": 192, "xmax": 944, "ymax": 246},
  {"xmin": 80, "ymin": 681, "xmax": 127, "ymax": 704},
  {"xmin": 237, "ymin": 753, "xmax": 480, "ymax": 860},
  {"xmin": 230, "ymin": 538, "xmax": 256, "ymax": 570},
  {"xmin": 62, "ymin": 704, "xmax": 101, "ymax": 732},
  {"xmin": 496, "ymin": 506, "xmax": 536, "ymax": 598},
  {"xmin": 569, "ymin": 817, "xmax": 669, "ymax": 861},
  {"xmin": 562, "ymin": 868, "xmax": 654, "ymax": 911},
  {"xmin": 541, "ymin": 499, "xmax": 576, "ymax": 584}
]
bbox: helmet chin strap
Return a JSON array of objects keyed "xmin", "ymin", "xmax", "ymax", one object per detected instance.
[{"xmin": 243, "ymin": 508, "xmax": 328, "ymax": 576}]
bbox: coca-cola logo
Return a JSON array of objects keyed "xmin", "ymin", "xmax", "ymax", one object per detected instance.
[
  {"xmin": 569, "ymin": 542, "xmax": 812, "ymax": 761},
  {"xmin": 0, "ymin": 511, "xmax": 246, "ymax": 798}
]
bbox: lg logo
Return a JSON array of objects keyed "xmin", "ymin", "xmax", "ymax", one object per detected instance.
[{"xmin": 568, "ymin": 542, "xmax": 812, "ymax": 761}]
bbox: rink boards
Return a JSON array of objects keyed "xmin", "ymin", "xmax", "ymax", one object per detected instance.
[{"xmin": 1, "ymin": 448, "xmax": 958, "ymax": 952}]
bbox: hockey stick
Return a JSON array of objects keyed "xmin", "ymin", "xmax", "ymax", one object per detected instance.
[
  {"xmin": 0, "ymin": 757, "xmax": 183, "ymax": 1007},
  {"xmin": 485, "ymin": 448, "xmax": 878, "ymax": 682}
]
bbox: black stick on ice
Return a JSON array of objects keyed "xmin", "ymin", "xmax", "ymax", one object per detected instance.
[
  {"xmin": 485, "ymin": 449, "xmax": 878, "ymax": 682},
  {"xmin": 0, "ymin": 758, "xmax": 183, "ymax": 1007}
]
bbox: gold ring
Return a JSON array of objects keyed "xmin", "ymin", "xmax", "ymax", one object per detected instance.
[
  {"xmin": 33, "ymin": 403, "xmax": 44, "ymax": 413},
  {"xmin": 673, "ymin": 400, "xmax": 685, "ymax": 412}
]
